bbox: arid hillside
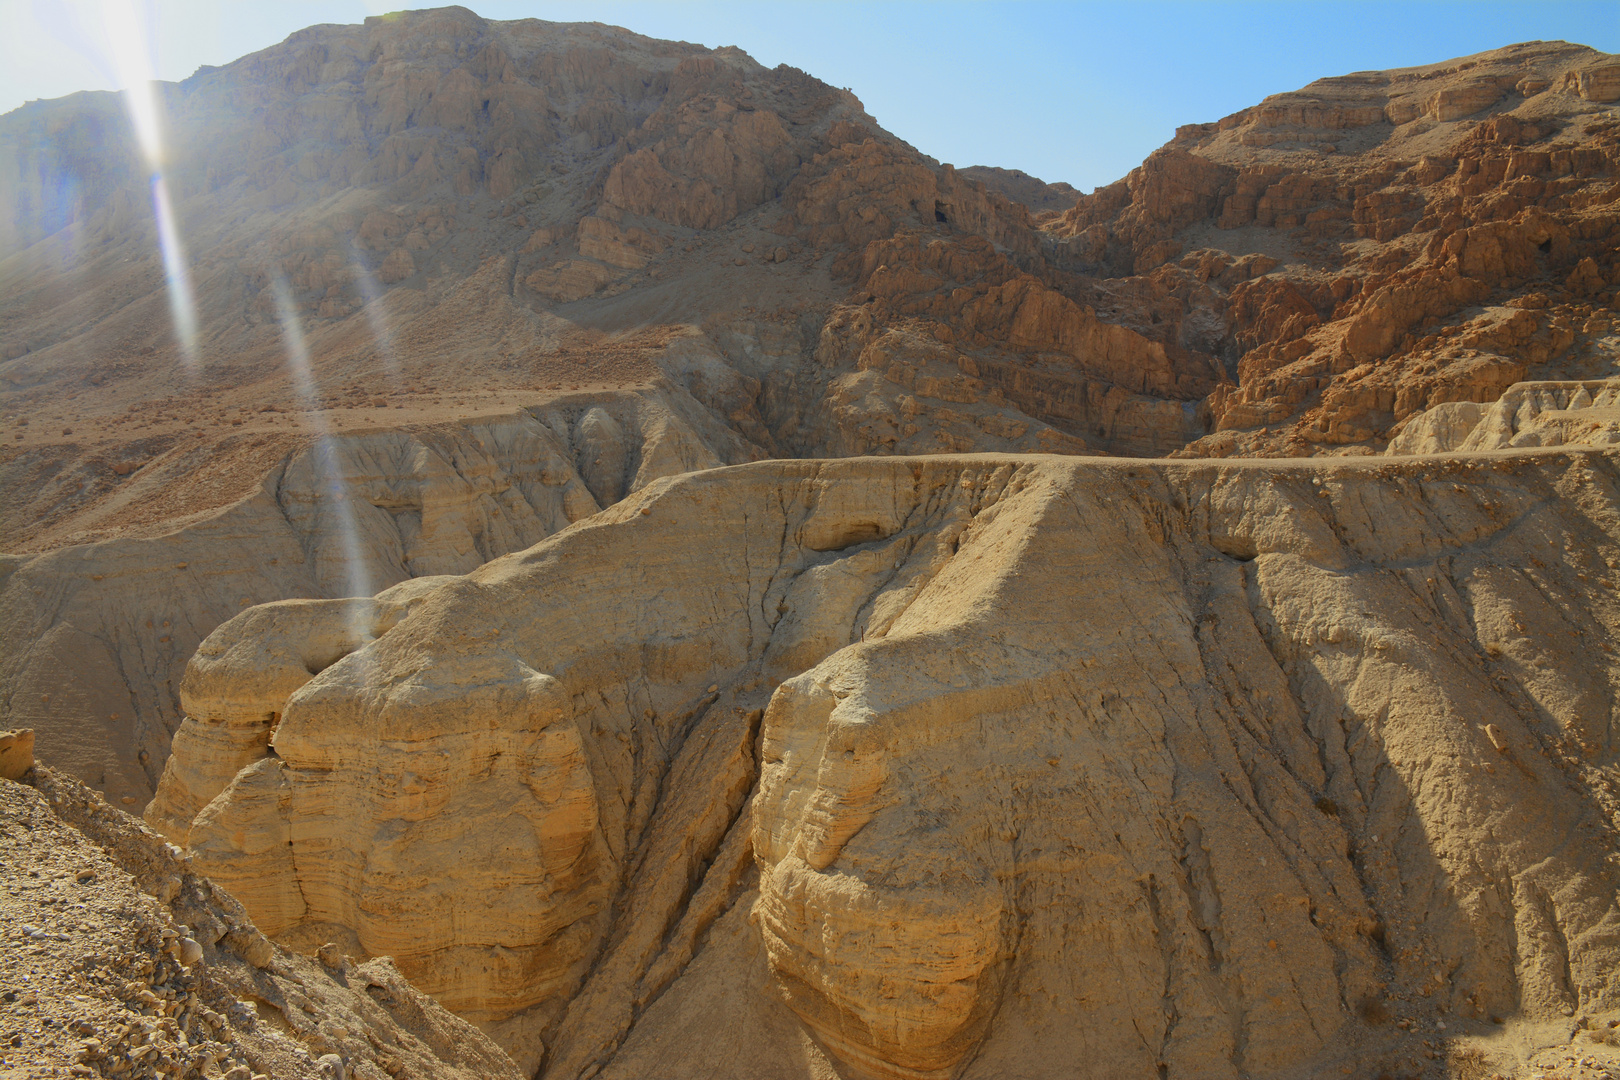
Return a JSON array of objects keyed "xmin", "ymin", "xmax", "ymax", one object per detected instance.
[
  {"xmin": 1, "ymin": 763, "xmax": 523, "ymax": 1080},
  {"xmin": 1, "ymin": 11, "xmax": 1615, "ymax": 810},
  {"xmin": 3, "ymin": 15, "xmax": 1612, "ymax": 537},
  {"xmin": 2, "ymin": 10, "xmax": 1619, "ymax": 1080}
]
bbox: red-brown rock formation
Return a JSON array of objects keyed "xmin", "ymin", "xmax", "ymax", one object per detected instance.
[{"xmin": 1044, "ymin": 41, "xmax": 1619, "ymax": 456}]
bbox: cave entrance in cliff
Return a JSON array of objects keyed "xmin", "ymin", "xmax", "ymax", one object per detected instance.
[{"xmin": 934, "ymin": 201, "xmax": 949, "ymax": 223}]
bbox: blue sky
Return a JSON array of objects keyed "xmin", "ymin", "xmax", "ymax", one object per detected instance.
[{"xmin": 3, "ymin": 1, "xmax": 1615, "ymax": 192}]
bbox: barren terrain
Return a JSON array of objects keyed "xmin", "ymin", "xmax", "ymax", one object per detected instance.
[{"xmin": 1, "ymin": 8, "xmax": 1618, "ymax": 1080}]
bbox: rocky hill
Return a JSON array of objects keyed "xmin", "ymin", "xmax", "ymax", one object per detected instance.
[
  {"xmin": 1, "ymin": 12, "xmax": 1619, "ymax": 1078},
  {"xmin": 957, "ymin": 166, "xmax": 1081, "ymax": 212},
  {"xmin": 2, "ymin": 12, "xmax": 1615, "ymax": 811},
  {"xmin": 147, "ymin": 449, "xmax": 1620, "ymax": 1079},
  {"xmin": 1047, "ymin": 41, "xmax": 1620, "ymax": 457},
  {"xmin": 1, "ymin": 763, "xmax": 523, "ymax": 1080}
]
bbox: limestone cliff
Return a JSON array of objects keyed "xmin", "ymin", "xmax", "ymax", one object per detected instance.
[
  {"xmin": 1387, "ymin": 377, "xmax": 1620, "ymax": 453},
  {"xmin": 0, "ymin": 7, "xmax": 1169, "ymax": 800},
  {"xmin": 0, "ymin": 389, "xmax": 751, "ymax": 804},
  {"xmin": 151, "ymin": 449, "xmax": 1620, "ymax": 1079},
  {"xmin": 0, "ymin": 8, "xmax": 1615, "ymax": 951}
]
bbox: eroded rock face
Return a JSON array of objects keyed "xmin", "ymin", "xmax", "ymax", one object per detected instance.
[
  {"xmin": 156, "ymin": 451, "xmax": 1620, "ymax": 1078},
  {"xmin": 0, "ymin": 9, "xmax": 1158, "ymax": 802},
  {"xmin": 1388, "ymin": 378, "xmax": 1620, "ymax": 453},
  {"xmin": 7, "ymin": 18, "xmax": 1617, "ymax": 807},
  {"xmin": 957, "ymin": 166, "xmax": 1080, "ymax": 214},
  {"xmin": 1457, "ymin": 378, "xmax": 1620, "ymax": 449},
  {"xmin": 13, "ymin": 766, "xmax": 525, "ymax": 1080},
  {"xmin": 1061, "ymin": 40, "xmax": 1620, "ymax": 458},
  {"xmin": 0, "ymin": 391, "xmax": 749, "ymax": 806},
  {"xmin": 145, "ymin": 578, "xmax": 449, "ymax": 842}
]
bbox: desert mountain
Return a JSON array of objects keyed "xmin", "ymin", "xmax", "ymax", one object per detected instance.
[
  {"xmin": 0, "ymin": 9, "xmax": 1618, "ymax": 1079},
  {"xmin": 1, "ymin": 10, "xmax": 1615, "ymax": 808}
]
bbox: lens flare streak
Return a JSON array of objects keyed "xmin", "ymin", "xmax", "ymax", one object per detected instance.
[
  {"xmin": 270, "ymin": 274, "xmax": 378, "ymax": 647},
  {"xmin": 348, "ymin": 241, "xmax": 400, "ymax": 389},
  {"xmin": 100, "ymin": 0, "xmax": 200, "ymax": 370},
  {"xmin": 149, "ymin": 174, "xmax": 198, "ymax": 368}
]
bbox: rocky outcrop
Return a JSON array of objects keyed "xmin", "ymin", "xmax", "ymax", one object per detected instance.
[
  {"xmin": 9, "ymin": 766, "xmax": 524, "ymax": 1080},
  {"xmin": 1382, "ymin": 400, "xmax": 1488, "ymax": 454},
  {"xmin": 0, "ymin": 727, "xmax": 33, "ymax": 780},
  {"xmin": 154, "ymin": 449, "xmax": 1620, "ymax": 1078},
  {"xmin": 4, "ymin": 28, "xmax": 1617, "ymax": 494},
  {"xmin": 2, "ymin": 6, "xmax": 1243, "ymax": 807},
  {"xmin": 6, "ymin": 37, "xmax": 1620, "ymax": 1080},
  {"xmin": 1056, "ymin": 40, "xmax": 1620, "ymax": 458},
  {"xmin": 830, "ymin": 232, "xmax": 1223, "ymax": 454},
  {"xmin": 957, "ymin": 166, "xmax": 1080, "ymax": 214},
  {"xmin": 1054, "ymin": 146, "xmax": 1239, "ymax": 276},
  {"xmin": 143, "ymin": 578, "xmax": 449, "ymax": 842},
  {"xmin": 0, "ymin": 10, "xmax": 876, "ymax": 353},
  {"xmin": 0, "ymin": 390, "xmax": 754, "ymax": 806},
  {"xmin": 1388, "ymin": 378, "xmax": 1620, "ymax": 453}
]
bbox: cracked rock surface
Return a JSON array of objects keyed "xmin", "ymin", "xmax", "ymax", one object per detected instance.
[{"xmin": 151, "ymin": 449, "xmax": 1620, "ymax": 1079}]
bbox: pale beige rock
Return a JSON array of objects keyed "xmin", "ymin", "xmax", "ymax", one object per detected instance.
[
  {"xmin": 1387, "ymin": 381, "xmax": 1620, "ymax": 455},
  {"xmin": 2, "ymin": 393, "xmax": 753, "ymax": 808},
  {"xmin": 145, "ymin": 579, "xmax": 450, "ymax": 843},
  {"xmin": 1384, "ymin": 400, "xmax": 1488, "ymax": 454},
  {"xmin": 1457, "ymin": 379, "xmax": 1620, "ymax": 450},
  {"xmin": 1426, "ymin": 78, "xmax": 1509, "ymax": 121},
  {"xmin": 13, "ymin": 21, "xmax": 1611, "ymax": 833},
  {"xmin": 4, "ymin": 18, "xmax": 1620, "ymax": 1078},
  {"xmin": 164, "ymin": 451, "xmax": 1620, "ymax": 1079},
  {"xmin": 1572, "ymin": 62, "xmax": 1620, "ymax": 102}
]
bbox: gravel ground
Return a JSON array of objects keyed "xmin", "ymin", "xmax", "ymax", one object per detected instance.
[{"xmin": 0, "ymin": 767, "xmax": 522, "ymax": 1080}]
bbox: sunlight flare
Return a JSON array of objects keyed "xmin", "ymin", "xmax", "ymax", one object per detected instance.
[
  {"xmin": 270, "ymin": 273, "xmax": 378, "ymax": 640},
  {"xmin": 101, "ymin": 0, "xmax": 199, "ymax": 370},
  {"xmin": 348, "ymin": 241, "xmax": 401, "ymax": 388}
]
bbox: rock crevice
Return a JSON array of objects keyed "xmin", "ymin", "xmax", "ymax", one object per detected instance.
[{"xmin": 150, "ymin": 451, "xmax": 1620, "ymax": 1078}]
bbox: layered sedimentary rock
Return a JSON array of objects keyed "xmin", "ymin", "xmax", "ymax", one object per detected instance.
[
  {"xmin": 957, "ymin": 166, "xmax": 1081, "ymax": 214},
  {"xmin": 153, "ymin": 449, "xmax": 1620, "ymax": 1078},
  {"xmin": 0, "ymin": 390, "xmax": 747, "ymax": 805},
  {"xmin": 6, "ymin": 12, "xmax": 1620, "ymax": 1078},
  {"xmin": 1048, "ymin": 41, "xmax": 1620, "ymax": 456},
  {"xmin": 1387, "ymin": 377, "xmax": 1620, "ymax": 453},
  {"xmin": 6, "ymin": 14, "xmax": 1616, "ymax": 803},
  {"xmin": 0, "ymin": 9, "xmax": 1175, "ymax": 798}
]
